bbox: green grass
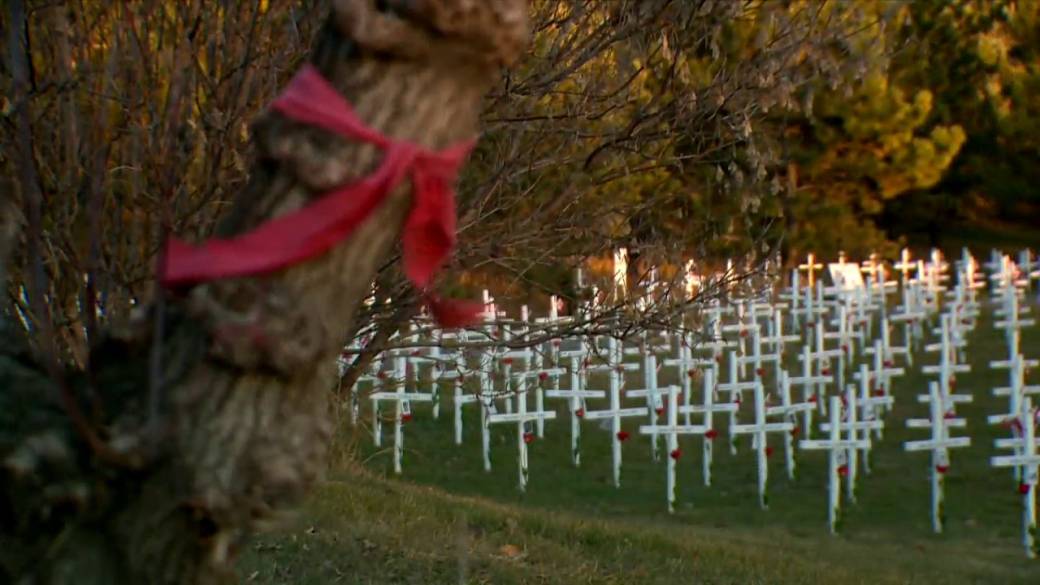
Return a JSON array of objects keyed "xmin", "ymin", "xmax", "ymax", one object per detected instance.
[{"xmin": 241, "ymin": 298, "xmax": 1040, "ymax": 584}]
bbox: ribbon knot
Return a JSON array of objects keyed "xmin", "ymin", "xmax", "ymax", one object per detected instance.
[{"xmin": 159, "ymin": 65, "xmax": 480, "ymax": 327}]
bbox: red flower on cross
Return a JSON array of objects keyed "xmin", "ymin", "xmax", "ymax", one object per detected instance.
[
  {"xmin": 705, "ymin": 429, "xmax": 719, "ymax": 440},
  {"xmin": 670, "ymin": 449, "xmax": 682, "ymax": 460},
  {"xmin": 616, "ymin": 431, "xmax": 631, "ymax": 442}
]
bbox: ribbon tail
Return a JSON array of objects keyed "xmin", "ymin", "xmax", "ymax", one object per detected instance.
[
  {"xmin": 402, "ymin": 171, "xmax": 455, "ymax": 289},
  {"xmin": 425, "ymin": 294, "xmax": 482, "ymax": 328}
]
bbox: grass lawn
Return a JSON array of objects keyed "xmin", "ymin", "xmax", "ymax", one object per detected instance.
[{"xmin": 241, "ymin": 297, "xmax": 1040, "ymax": 584}]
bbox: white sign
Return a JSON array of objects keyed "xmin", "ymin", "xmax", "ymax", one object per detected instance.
[{"xmin": 828, "ymin": 263, "xmax": 865, "ymax": 291}]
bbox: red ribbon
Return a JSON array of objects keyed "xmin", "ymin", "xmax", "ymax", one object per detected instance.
[{"xmin": 160, "ymin": 65, "xmax": 480, "ymax": 327}]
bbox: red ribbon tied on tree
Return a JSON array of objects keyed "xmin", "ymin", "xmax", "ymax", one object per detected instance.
[{"xmin": 160, "ymin": 65, "xmax": 480, "ymax": 327}]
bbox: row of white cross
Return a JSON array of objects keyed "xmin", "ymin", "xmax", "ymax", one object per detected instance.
[{"xmin": 343, "ymin": 247, "xmax": 1039, "ymax": 556}]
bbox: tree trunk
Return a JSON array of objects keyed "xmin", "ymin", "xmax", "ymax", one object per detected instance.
[{"xmin": 0, "ymin": 2, "xmax": 528, "ymax": 583}]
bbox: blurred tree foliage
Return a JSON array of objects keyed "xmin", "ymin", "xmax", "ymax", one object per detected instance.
[{"xmin": 882, "ymin": 0, "xmax": 1040, "ymax": 247}]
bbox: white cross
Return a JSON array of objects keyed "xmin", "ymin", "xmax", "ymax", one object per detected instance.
[
  {"xmin": 822, "ymin": 304, "xmax": 855, "ymax": 380},
  {"xmin": 721, "ymin": 308, "xmax": 758, "ymax": 376},
  {"xmin": 766, "ymin": 370, "xmax": 816, "ymax": 480},
  {"xmin": 639, "ymin": 386, "xmax": 708, "ymax": 513},
  {"xmin": 904, "ymin": 381, "xmax": 972, "ymax": 534},
  {"xmin": 613, "ymin": 247, "xmax": 628, "ymax": 300},
  {"xmin": 851, "ymin": 365, "xmax": 893, "ymax": 472},
  {"xmin": 718, "ymin": 350, "xmax": 757, "ymax": 455},
  {"xmin": 697, "ymin": 309, "xmax": 737, "ymax": 371},
  {"xmin": 789, "ymin": 344, "xmax": 832, "ymax": 438},
  {"xmin": 731, "ymin": 380, "xmax": 794, "ymax": 509},
  {"xmin": 369, "ymin": 351, "xmax": 435, "ymax": 474},
  {"xmin": 582, "ymin": 336, "xmax": 644, "ymax": 487},
  {"xmin": 735, "ymin": 326, "xmax": 780, "ymax": 386},
  {"xmin": 761, "ymin": 307, "xmax": 800, "ymax": 352},
  {"xmin": 799, "ymin": 252, "xmax": 824, "ymax": 289},
  {"xmin": 406, "ymin": 331, "xmax": 446, "ymax": 419},
  {"xmin": 801, "ymin": 326, "xmax": 843, "ymax": 406},
  {"xmin": 779, "ymin": 268, "xmax": 802, "ymax": 332},
  {"xmin": 894, "ymin": 248, "xmax": 915, "ymax": 287},
  {"xmin": 1018, "ymin": 249, "xmax": 1040, "ymax": 289},
  {"xmin": 795, "ymin": 280, "xmax": 829, "ymax": 331},
  {"xmin": 800, "ymin": 395, "xmax": 869, "ymax": 533},
  {"xmin": 345, "ymin": 337, "xmax": 385, "ymax": 426},
  {"xmin": 516, "ymin": 364, "xmax": 567, "ymax": 436},
  {"xmin": 988, "ymin": 355, "xmax": 1040, "ymax": 483},
  {"xmin": 866, "ymin": 316, "xmax": 910, "ymax": 373},
  {"xmin": 545, "ymin": 353, "xmax": 606, "ymax": 467},
  {"xmin": 862, "ymin": 338, "xmax": 905, "ymax": 416},
  {"xmin": 476, "ymin": 348, "xmax": 497, "ymax": 471},
  {"xmin": 626, "ymin": 342, "xmax": 670, "ymax": 460},
  {"xmin": 851, "ymin": 362, "xmax": 896, "ymax": 446},
  {"xmin": 990, "ymin": 397, "xmax": 1040, "ymax": 559},
  {"xmin": 439, "ymin": 348, "xmax": 479, "ymax": 446},
  {"xmin": 662, "ymin": 332, "xmax": 714, "ymax": 425},
  {"xmin": 485, "ymin": 379, "xmax": 557, "ymax": 492},
  {"xmin": 889, "ymin": 283, "xmax": 926, "ymax": 359},
  {"xmin": 819, "ymin": 384, "xmax": 882, "ymax": 503},
  {"xmin": 994, "ymin": 289, "xmax": 1035, "ymax": 359},
  {"xmin": 679, "ymin": 366, "xmax": 737, "ymax": 487},
  {"xmin": 922, "ymin": 314, "xmax": 972, "ymax": 410}
]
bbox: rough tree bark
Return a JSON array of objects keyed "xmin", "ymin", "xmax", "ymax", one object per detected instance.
[{"xmin": 0, "ymin": 1, "xmax": 528, "ymax": 583}]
